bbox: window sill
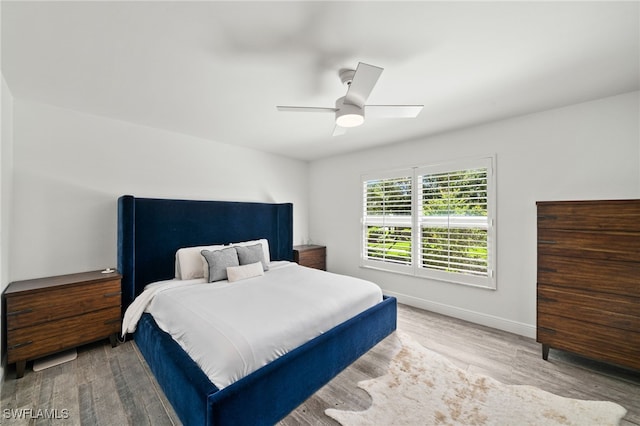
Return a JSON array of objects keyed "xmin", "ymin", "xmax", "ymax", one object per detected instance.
[{"xmin": 360, "ymin": 263, "xmax": 496, "ymax": 290}]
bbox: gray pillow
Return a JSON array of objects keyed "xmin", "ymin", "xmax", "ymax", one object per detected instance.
[
  {"xmin": 201, "ymin": 247, "xmax": 239, "ymax": 282},
  {"xmin": 235, "ymin": 244, "xmax": 269, "ymax": 271}
]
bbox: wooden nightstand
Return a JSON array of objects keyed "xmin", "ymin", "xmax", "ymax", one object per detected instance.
[
  {"xmin": 293, "ymin": 245, "xmax": 326, "ymax": 271},
  {"xmin": 4, "ymin": 270, "xmax": 122, "ymax": 378}
]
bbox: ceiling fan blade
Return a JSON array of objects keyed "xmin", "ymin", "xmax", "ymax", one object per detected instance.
[
  {"xmin": 332, "ymin": 125, "xmax": 347, "ymax": 137},
  {"xmin": 276, "ymin": 106, "xmax": 336, "ymax": 113},
  {"xmin": 344, "ymin": 62, "xmax": 383, "ymax": 108},
  {"xmin": 365, "ymin": 105, "xmax": 424, "ymax": 118}
]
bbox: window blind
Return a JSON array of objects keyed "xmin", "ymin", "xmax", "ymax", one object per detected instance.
[
  {"xmin": 418, "ymin": 167, "xmax": 489, "ymax": 278},
  {"xmin": 362, "ymin": 173, "xmax": 413, "ymax": 268}
]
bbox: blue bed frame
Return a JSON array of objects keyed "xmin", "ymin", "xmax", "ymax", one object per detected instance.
[{"xmin": 117, "ymin": 195, "xmax": 397, "ymax": 425}]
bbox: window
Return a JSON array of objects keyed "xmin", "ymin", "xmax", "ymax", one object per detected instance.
[
  {"xmin": 362, "ymin": 171, "xmax": 413, "ymax": 273},
  {"xmin": 361, "ymin": 157, "xmax": 496, "ymax": 289}
]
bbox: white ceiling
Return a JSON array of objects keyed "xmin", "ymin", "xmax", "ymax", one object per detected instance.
[{"xmin": 2, "ymin": 1, "xmax": 639, "ymax": 161}]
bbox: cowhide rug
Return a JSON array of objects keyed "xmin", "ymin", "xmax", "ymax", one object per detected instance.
[{"xmin": 325, "ymin": 332, "xmax": 627, "ymax": 426}]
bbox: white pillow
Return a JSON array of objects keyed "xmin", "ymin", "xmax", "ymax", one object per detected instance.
[
  {"xmin": 226, "ymin": 262, "xmax": 264, "ymax": 283},
  {"xmin": 175, "ymin": 244, "xmax": 225, "ymax": 280},
  {"xmin": 231, "ymin": 239, "xmax": 271, "ymax": 264}
]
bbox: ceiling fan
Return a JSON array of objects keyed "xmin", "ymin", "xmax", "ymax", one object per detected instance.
[{"xmin": 277, "ymin": 62, "xmax": 424, "ymax": 136}]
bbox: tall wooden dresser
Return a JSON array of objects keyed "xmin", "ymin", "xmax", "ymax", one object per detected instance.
[{"xmin": 536, "ymin": 199, "xmax": 640, "ymax": 370}]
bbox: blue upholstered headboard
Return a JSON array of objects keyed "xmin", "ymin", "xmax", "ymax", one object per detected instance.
[{"xmin": 117, "ymin": 195, "xmax": 294, "ymax": 312}]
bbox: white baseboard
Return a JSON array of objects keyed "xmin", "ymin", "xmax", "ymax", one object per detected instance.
[{"xmin": 385, "ymin": 290, "xmax": 536, "ymax": 339}]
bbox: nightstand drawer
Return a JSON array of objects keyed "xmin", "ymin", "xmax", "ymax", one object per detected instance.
[
  {"xmin": 7, "ymin": 306, "xmax": 121, "ymax": 363},
  {"xmin": 6, "ymin": 279, "xmax": 121, "ymax": 330}
]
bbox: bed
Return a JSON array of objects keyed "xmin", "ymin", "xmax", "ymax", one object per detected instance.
[{"xmin": 117, "ymin": 195, "xmax": 397, "ymax": 425}]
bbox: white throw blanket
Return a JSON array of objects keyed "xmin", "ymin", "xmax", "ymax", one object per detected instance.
[{"xmin": 121, "ymin": 277, "xmax": 206, "ymax": 336}]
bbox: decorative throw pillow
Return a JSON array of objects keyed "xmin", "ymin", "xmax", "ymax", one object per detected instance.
[
  {"xmin": 201, "ymin": 247, "xmax": 239, "ymax": 282},
  {"xmin": 226, "ymin": 262, "xmax": 265, "ymax": 283},
  {"xmin": 235, "ymin": 244, "xmax": 269, "ymax": 271},
  {"xmin": 231, "ymin": 239, "xmax": 271, "ymax": 264},
  {"xmin": 199, "ymin": 246, "xmax": 232, "ymax": 281}
]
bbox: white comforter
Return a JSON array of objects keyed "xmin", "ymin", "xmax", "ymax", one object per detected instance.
[{"xmin": 122, "ymin": 262, "xmax": 382, "ymax": 389}]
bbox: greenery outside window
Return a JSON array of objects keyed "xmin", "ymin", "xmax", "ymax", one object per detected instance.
[{"xmin": 361, "ymin": 157, "xmax": 496, "ymax": 289}]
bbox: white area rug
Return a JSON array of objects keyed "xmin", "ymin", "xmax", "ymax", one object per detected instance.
[{"xmin": 325, "ymin": 332, "xmax": 627, "ymax": 426}]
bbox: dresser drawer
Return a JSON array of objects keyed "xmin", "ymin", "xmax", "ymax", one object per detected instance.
[
  {"xmin": 538, "ymin": 253, "xmax": 640, "ymax": 297},
  {"xmin": 538, "ymin": 200, "xmax": 640, "ymax": 232},
  {"xmin": 6, "ymin": 279, "xmax": 121, "ymax": 330},
  {"xmin": 538, "ymin": 314, "xmax": 640, "ymax": 370},
  {"xmin": 7, "ymin": 306, "xmax": 121, "ymax": 363},
  {"xmin": 538, "ymin": 285, "xmax": 639, "ymax": 332},
  {"xmin": 538, "ymin": 229, "xmax": 639, "ymax": 262}
]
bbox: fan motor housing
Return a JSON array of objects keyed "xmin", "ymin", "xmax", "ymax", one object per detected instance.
[{"xmin": 335, "ymin": 96, "xmax": 364, "ymax": 128}]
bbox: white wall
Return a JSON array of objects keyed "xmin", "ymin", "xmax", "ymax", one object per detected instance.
[
  {"xmin": 309, "ymin": 91, "xmax": 640, "ymax": 338},
  {"xmin": 1, "ymin": 74, "xmax": 15, "ymax": 382},
  {"xmin": 11, "ymin": 100, "xmax": 310, "ymax": 281}
]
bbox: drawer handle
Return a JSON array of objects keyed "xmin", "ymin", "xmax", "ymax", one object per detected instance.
[
  {"xmin": 538, "ymin": 327, "xmax": 556, "ymax": 335},
  {"xmin": 539, "ymin": 267, "xmax": 557, "ymax": 273},
  {"xmin": 539, "ymin": 240, "xmax": 557, "ymax": 245},
  {"xmin": 7, "ymin": 309, "xmax": 33, "ymax": 316},
  {"xmin": 538, "ymin": 296, "xmax": 557, "ymax": 303},
  {"xmin": 103, "ymin": 291, "xmax": 122, "ymax": 298},
  {"xmin": 104, "ymin": 318, "xmax": 121, "ymax": 325},
  {"xmin": 8, "ymin": 341, "xmax": 33, "ymax": 350},
  {"xmin": 538, "ymin": 215, "xmax": 557, "ymax": 220}
]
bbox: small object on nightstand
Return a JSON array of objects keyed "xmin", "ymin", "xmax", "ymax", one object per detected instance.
[
  {"xmin": 293, "ymin": 245, "xmax": 326, "ymax": 271},
  {"xmin": 3, "ymin": 269, "xmax": 122, "ymax": 379}
]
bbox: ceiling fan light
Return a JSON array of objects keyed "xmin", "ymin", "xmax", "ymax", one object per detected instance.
[
  {"xmin": 335, "ymin": 99, "xmax": 364, "ymax": 128},
  {"xmin": 336, "ymin": 113, "xmax": 364, "ymax": 128}
]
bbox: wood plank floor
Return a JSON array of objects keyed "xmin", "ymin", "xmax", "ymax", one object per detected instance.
[{"xmin": 2, "ymin": 304, "xmax": 639, "ymax": 425}]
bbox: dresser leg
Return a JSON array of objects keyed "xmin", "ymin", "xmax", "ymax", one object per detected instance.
[
  {"xmin": 109, "ymin": 333, "xmax": 118, "ymax": 348},
  {"xmin": 16, "ymin": 360, "xmax": 26, "ymax": 379},
  {"xmin": 542, "ymin": 344, "xmax": 550, "ymax": 361}
]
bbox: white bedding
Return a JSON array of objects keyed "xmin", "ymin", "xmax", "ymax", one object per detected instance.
[{"xmin": 122, "ymin": 261, "xmax": 382, "ymax": 389}]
